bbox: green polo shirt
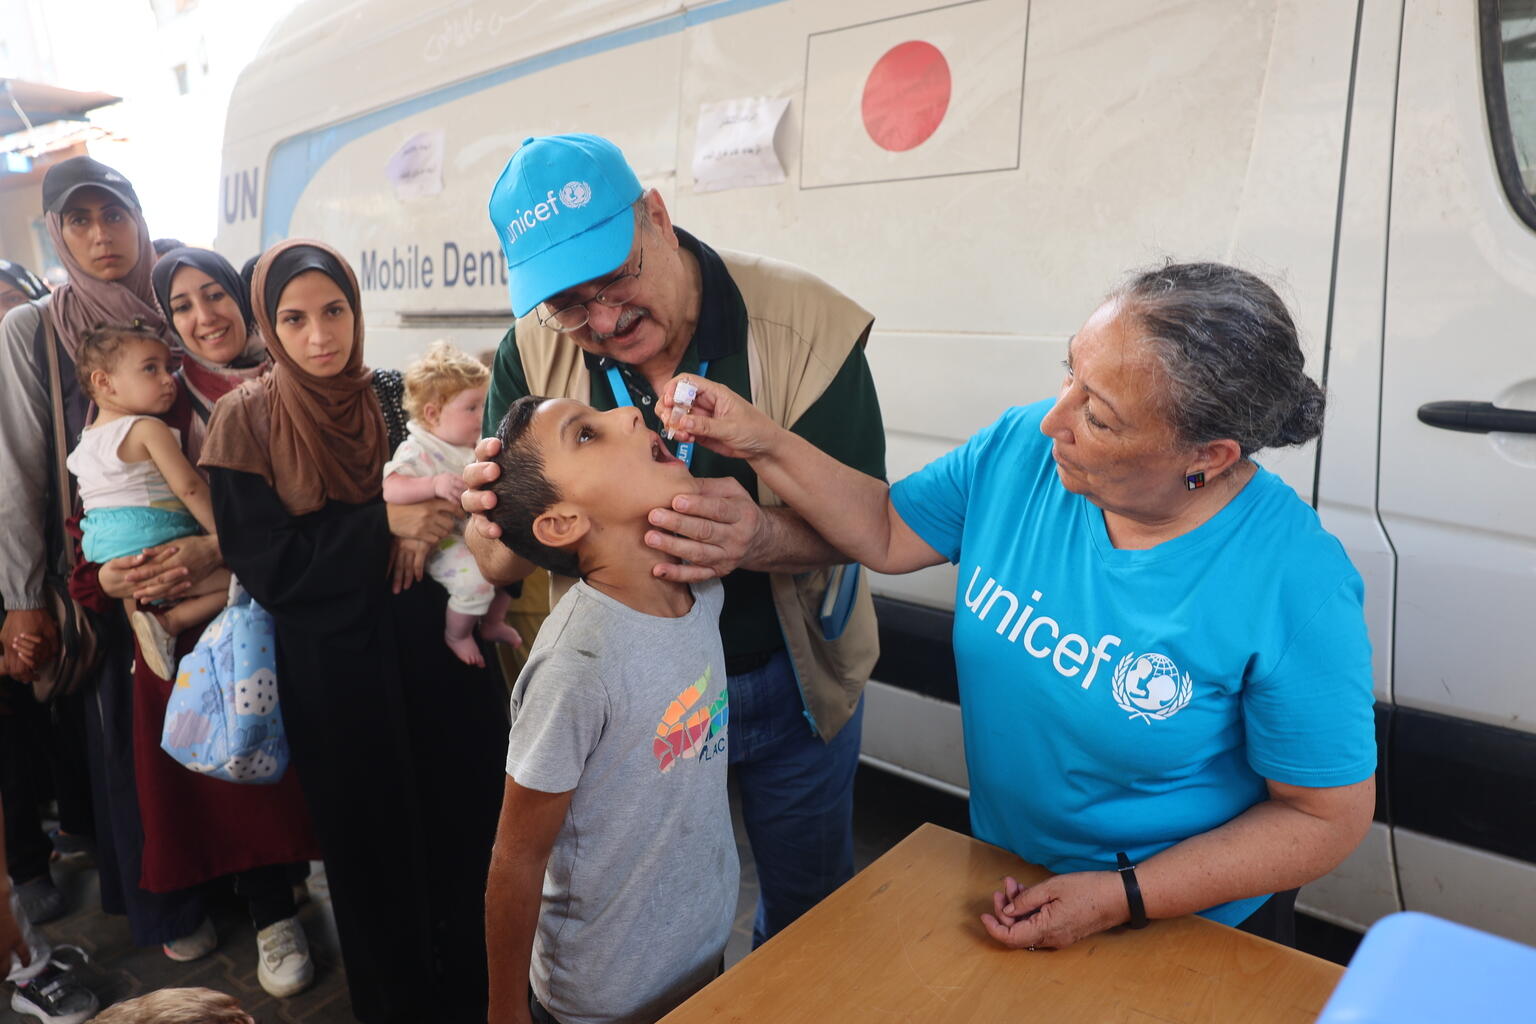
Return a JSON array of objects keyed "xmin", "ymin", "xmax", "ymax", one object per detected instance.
[{"xmin": 484, "ymin": 229, "xmax": 885, "ymax": 660}]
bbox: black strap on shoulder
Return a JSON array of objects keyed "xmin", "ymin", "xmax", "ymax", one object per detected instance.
[{"xmin": 37, "ymin": 303, "xmax": 79, "ymax": 572}]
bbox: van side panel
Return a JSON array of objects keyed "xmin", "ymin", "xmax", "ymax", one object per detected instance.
[
  {"xmin": 285, "ymin": 32, "xmax": 687, "ymax": 367},
  {"xmin": 1375, "ymin": 0, "xmax": 1536, "ymax": 944},
  {"xmin": 1383, "ymin": 2, "xmax": 1536, "ymax": 733},
  {"xmin": 673, "ymin": 0, "xmax": 1354, "ymax": 617},
  {"xmin": 1303, "ymin": 0, "xmax": 1406, "ymax": 935}
]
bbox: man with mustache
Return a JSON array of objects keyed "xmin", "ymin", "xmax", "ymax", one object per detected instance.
[{"xmin": 465, "ymin": 134, "xmax": 886, "ymax": 947}]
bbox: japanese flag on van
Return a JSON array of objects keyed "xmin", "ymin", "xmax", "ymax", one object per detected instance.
[{"xmin": 800, "ymin": 0, "xmax": 1027, "ymax": 189}]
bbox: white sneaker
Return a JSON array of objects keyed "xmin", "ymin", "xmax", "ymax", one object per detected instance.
[
  {"xmin": 129, "ymin": 610, "xmax": 177, "ymax": 679},
  {"xmin": 162, "ymin": 916, "xmax": 217, "ymax": 962},
  {"xmin": 257, "ymin": 916, "xmax": 314, "ymax": 998},
  {"xmin": 9, "ymin": 948, "xmax": 98, "ymax": 1024}
]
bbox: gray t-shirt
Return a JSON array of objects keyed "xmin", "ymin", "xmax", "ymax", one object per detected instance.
[{"xmin": 506, "ymin": 578, "xmax": 738, "ymax": 1024}]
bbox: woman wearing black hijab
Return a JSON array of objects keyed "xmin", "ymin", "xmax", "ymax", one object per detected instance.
[
  {"xmin": 150, "ymin": 247, "xmax": 271, "ymax": 458},
  {"xmin": 203, "ymin": 240, "xmax": 508, "ymax": 1024}
]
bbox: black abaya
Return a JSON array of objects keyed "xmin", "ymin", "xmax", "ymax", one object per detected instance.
[{"xmin": 210, "ymin": 467, "xmax": 508, "ymax": 1024}]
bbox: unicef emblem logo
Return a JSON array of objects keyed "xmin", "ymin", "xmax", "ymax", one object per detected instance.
[
  {"xmin": 559, "ymin": 180, "xmax": 592, "ymax": 209},
  {"xmin": 1111, "ymin": 652, "xmax": 1193, "ymax": 722}
]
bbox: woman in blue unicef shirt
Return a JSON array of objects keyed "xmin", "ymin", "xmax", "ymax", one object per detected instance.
[{"xmin": 659, "ymin": 262, "xmax": 1376, "ymax": 949}]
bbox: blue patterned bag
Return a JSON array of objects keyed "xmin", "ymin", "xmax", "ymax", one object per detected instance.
[{"xmin": 160, "ymin": 579, "xmax": 288, "ymax": 784}]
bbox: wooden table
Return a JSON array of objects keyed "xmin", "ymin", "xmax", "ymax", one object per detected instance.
[{"xmin": 662, "ymin": 824, "xmax": 1343, "ymax": 1023}]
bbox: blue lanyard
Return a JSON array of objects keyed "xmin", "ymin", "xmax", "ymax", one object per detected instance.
[{"xmin": 605, "ymin": 360, "xmax": 710, "ymax": 468}]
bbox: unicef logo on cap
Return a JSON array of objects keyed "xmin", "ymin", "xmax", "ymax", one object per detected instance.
[
  {"xmin": 559, "ymin": 180, "xmax": 593, "ymax": 209},
  {"xmin": 1111, "ymin": 652, "xmax": 1193, "ymax": 722}
]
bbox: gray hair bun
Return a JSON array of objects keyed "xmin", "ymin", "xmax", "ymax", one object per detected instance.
[{"xmin": 1116, "ymin": 262, "xmax": 1324, "ymax": 456}]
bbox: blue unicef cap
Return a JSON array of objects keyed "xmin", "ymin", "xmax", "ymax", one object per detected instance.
[{"xmin": 488, "ymin": 134, "xmax": 643, "ymax": 317}]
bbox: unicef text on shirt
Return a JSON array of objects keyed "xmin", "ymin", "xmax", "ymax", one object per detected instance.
[
  {"xmin": 357, "ymin": 242, "xmax": 507, "ymax": 291},
  {"xmin": 962, "ymin": 566, "xmax": 1122, "ymax": 690}
]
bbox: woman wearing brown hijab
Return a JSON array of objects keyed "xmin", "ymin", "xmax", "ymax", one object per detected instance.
[{"xmin": 202, "ymin": 240, "xmax": 508, "ymax": 1024}]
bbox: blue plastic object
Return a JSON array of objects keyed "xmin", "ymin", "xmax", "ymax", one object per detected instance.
[
  {"xmin": 160, "ymin": 582, "xmax": 288, "ymax": 785},
  {"xmin": 1317, "ymin": 911, "xmax": 1536, "ymax": 1023},
  {"xmin": 819, "ymin": 563, "xmax": 862, "ymax": 641}
]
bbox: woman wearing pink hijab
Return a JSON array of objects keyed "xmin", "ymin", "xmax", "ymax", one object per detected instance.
[{"xmin": 0, "ymin": 158, "xmax": 218, "ymax": 969}]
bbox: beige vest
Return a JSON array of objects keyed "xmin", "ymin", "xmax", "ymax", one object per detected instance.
[{"xmin": 515, "ymin": 247, "xmax": 880, "ymax": 741}]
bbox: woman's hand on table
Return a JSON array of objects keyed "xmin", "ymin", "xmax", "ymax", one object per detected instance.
[
  {"xmin": 981, "ymin": 871, "xmax": 1129, "ymax": 950},
  {"xmin": 386, "ymin": 498, "xmax": 461, "ymax": 546},
  {"xmin": 389, "ymin": 538, "xmax": 432, "ymax": 594},
  {"xmin": 658, "ymin": 374, "xmax": 785, "ymax": 462}
]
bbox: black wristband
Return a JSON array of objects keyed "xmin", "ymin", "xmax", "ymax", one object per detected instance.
[{"xmin": 1116, "ymin": 851, "xmax": 1149, "ymax": 929}]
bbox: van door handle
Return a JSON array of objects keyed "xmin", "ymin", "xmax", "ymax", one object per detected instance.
[{"xmin": 1417, "ymin": 401, "xmax": 1536, "ymax": 434}]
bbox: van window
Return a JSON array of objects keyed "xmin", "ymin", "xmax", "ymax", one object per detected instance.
[{"xmin": 1485, "ymin": 0, "xmax": 1536, "ymax": 227}]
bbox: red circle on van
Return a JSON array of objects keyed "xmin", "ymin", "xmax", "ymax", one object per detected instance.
[{"xmin": 861, "ymin": 41, "xmax": 952, "ymax": 152}]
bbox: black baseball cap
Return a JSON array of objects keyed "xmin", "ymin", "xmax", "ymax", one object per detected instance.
[{"xmin": 42, "ymin": 156, "xmax": 141, "ymax": 216}]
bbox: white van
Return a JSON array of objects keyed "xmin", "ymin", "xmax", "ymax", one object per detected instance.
[{"xmin": 216, "ymin": 0, "xmax": 1536, "ymax": 946}]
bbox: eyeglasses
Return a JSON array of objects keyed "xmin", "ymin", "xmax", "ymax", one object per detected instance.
[{"xmin": 536, "ymin": 248, "xmax": 645, "ymax": 333}]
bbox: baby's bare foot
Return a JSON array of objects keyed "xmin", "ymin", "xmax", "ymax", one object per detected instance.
[
  {"xmin": 445, "ymin": 629, "xmax": 486, "ymax": 668},
  {"xmin": 478, "ymin": 621, "xmax": 523, "ymax": 649}
]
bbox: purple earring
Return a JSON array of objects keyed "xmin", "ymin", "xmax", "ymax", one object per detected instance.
[{"xmin": 1185, "ymin": 472, "xmax": 1206, "ymax": 491}]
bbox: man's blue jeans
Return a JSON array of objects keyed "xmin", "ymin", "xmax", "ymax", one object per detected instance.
[{"xmin": 728, "ymin": 649, "xmax": 864, "ymax": 947}]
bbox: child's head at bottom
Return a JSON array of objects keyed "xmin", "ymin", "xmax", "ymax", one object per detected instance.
[
  {"xmin": 402, "ymin": 339, "xmax": 488, "ymax": 447},
  {"xmin": 488, "ymin": 395, "xmax": 697, "ymax": 577},
  {"xmin": 75, "ymin": 321, "xmax": 175, "ymax": 416},
  {"xmin": 89, "ymin": 987, "xmax": 254, "ymax": 1024}
]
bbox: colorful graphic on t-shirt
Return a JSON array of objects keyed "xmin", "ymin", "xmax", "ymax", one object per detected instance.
[{"xmin": 653, "ymin": 665, "xmax": 729, "ymax": 773}]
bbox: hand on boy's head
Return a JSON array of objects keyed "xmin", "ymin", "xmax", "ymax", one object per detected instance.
[
  {"xmin": 463, "ymin": 438, "xmax": 502, "ymax": 505},
  {"xmin": 473, "ymin": 434, "xmax": 502, "ymax": 464},
  {"xmin": 463, "ymin": 436, "xmax": 503, "ymax": 536},
  {"xmin": 468, "ymin": 510, "xmax": 502, "ymax": 541}
]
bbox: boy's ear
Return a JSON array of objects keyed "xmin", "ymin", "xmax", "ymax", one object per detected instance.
[
  {"xmin": 532, "ymin": 505, "xmax": 589, "ymax": 554},
  {"xmin": 422, "ymin": 402, "xmax": 441, "ymax": 427}
]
